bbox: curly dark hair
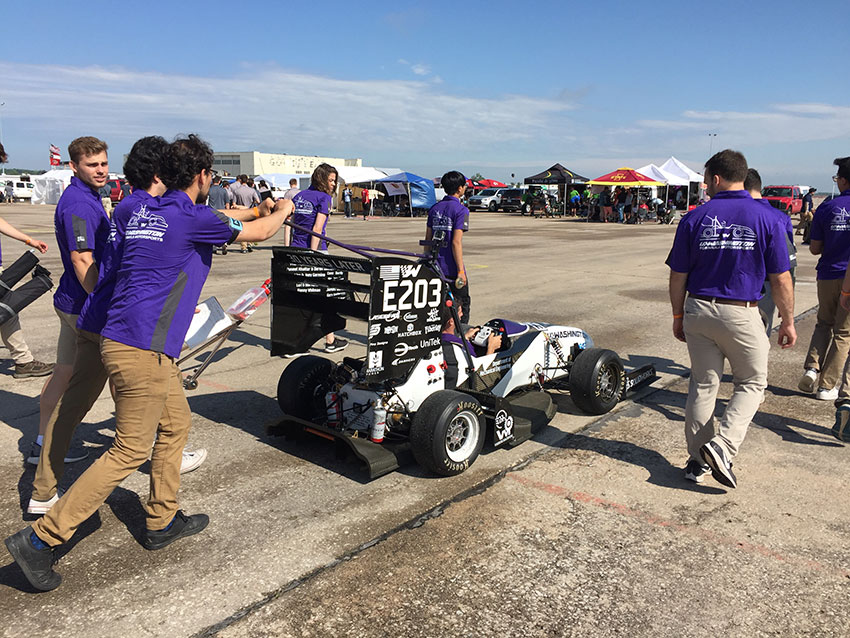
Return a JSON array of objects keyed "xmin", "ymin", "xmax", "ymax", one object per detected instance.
[
  {"xmin": 0, "ymin": 142, "xmax": 7, "ymax": 164},
  {"xmin": 123, "ymin": 136, "xmax": 168, "ymax": 190},
  {"xmin": 311, "ymin": 163, "xmax": 338, "ymax": 194},
  {"xmin": 161, "ymin": 134, "xmax": 214, "ymax": 191}
]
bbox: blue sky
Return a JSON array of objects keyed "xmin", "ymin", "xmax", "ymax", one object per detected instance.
[{"xmin": 1, "ymin": 0, "xmax": 848, "ymax": 190}]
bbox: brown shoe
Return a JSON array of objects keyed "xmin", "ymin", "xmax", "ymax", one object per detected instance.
[{"xmin": 14, "ymin": 360, "xmax": 54, "ymax": 379}]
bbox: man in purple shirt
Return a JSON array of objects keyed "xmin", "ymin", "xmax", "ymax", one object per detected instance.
[
  {"xmin": 30, "ymin": 137, "xmax": 111, "ymax": 468},
  {"xmin": 668, "ymin": 150, "xmax": 795, "ymax": 489},
  {"xmin": 283, "ymin": 163, "xmax": 348, "ymax": 353},
  {"xmin": 425, "ymin": 171, "xmax": 470, "ymax": 320},
  {"xmin": 798, "ymin": 156, "xmax": 850, "ymax": 402},
  {"xmin": 5, "ymin": 135, "xmax": 294, "ymax": 591}
]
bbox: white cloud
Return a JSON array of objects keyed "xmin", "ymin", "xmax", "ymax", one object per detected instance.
[
  {"xmin": 0, "ymin": 62, "xmax": 577, "ymax": 162},
  {"xmin": 410, "ymin": 64, "xmax": 430, "ymax": 76}
]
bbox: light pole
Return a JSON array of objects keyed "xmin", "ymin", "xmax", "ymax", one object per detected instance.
[{"xmin": 708, "ymin": 133, "xmax": 717, "ymax": 156}]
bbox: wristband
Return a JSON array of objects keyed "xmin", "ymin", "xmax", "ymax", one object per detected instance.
[
  {"xmin": 841, "ymin": 290, "xmax": 850, "ymax": 297},
  {"xmin": 673, "ymin": 313, "xmax": 683, "ymax": 319},
  {"xmin": 253, "ymin": 206, "xmax": 260, "ymax": 219},
  {"xmin": 25, "ymin": 239, "xmax": 32, "ymax": 246}
]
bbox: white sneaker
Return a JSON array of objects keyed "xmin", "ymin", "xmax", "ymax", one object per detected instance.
[
  {"xmin": 180, "ymin": 448, "xmax": 207, "ymax": 474},
  {"xmin": 26, "ymin": 490, "xmax": 63, "ymax": 515},
  {"xmin": 798, "ymin": 368, "xmax": 818, "ymax": 394},
  {"xmin": 816, "ymin": 387, "xmax": 839, "ymax": 401}
]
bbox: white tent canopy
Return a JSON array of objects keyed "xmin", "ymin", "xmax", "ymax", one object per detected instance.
[
  {"xmin": 252, "ymin": 173, "xmax": 309, "ymax": 189},
  {"xmin": 334, "ymin": 166, "xmax": 389, "ymax": 184},
  {"xmin": 636, "ymin": 163, "xmax": 686, "ymax": 185},
  {"xmin": 660, "ymin": 157, "xmax": 703, "ymax": 184},
  {"xmin": 31, "ymin": 169, "xmax": 74, "ymax": 205}
]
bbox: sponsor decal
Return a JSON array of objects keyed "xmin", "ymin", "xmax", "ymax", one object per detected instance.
[
  {"xmin": 368, "ymin": 324, "xmax": 381, "ymax": 338},
  {"xmin": 427, "ymin": 307, "xmax": 440, "ymax": 322},
  {"xmin": 478, "ymin": 357, "xmax": 513, "ymax": 375},
  {"xmin": 370, "ymin": 340, "xmax": 388, "ymax": 347},
  {"xmin": 391, "ymin": 356, "xmax": 417, "ymax": 367},
  {"xmin": 548, "ymin": 329, "xmax": 584, "ymax": 339},
  {"xmin": 287, "ymin": 253, "xmax": 369, "ymax": 272},
  {"xmin": 407, "ymin": 323, "xmax": 415, "ymax": 331},
  {"xmin": 370, "ymin": 310, "xmax": 401, "ymax": 322},
  {"xmin": 384, "ymin": 325, "xmax": 399, "ymax": 335},
  {"xmin": 399, "ymin": 330, "xmax": 422, "ymax": 338},
  {"xmin": 394, "ymin": 342, "xmax": 414, "ymax": 357},
  {"xmin": 494, "ymin": 409, "xmax": 514, "ymax": 444},
  {"xmin": 403, "ymin": 312, "xmax": 418, "ymax": 322},
  {"xmin": 424, "ymin": 323, "xmax": 441, "ymax": 334},
  {"xmin": 368, "ymin": 351, "xmax": 383, "ymax": 369},
  {"xmin": 625, "ymin": 367, "xmax": 654, "ymax": 390},
  {"xmin": 419, "ymin": 337, "xmax": 440, "ymax": 349}
]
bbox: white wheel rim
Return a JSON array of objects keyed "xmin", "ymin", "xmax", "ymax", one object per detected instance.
[{"xmin": 445, "ymin": 410, "xmax": 480, "ymax": 462}]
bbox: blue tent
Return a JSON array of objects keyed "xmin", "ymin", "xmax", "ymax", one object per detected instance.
[{"xmin": 377, "ymin": 172, "xmax": 437, "ymax": 211}]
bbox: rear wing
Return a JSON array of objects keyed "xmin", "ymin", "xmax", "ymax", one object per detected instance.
[{"xmin": 271, "ymin": 247, "xmax": 445, "ymax": 383}]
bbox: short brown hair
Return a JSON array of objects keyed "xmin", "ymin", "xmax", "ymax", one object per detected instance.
[
  {"xmin": 68, "ymin": 136, "xmax": 108, "ymax": 163},
  {"xmin": 704, "ymin": 149, "xmax": 748, "ymax": 183},
  {"xmin": 311, "ymin": 163, "xmax": 338, "ymax": 194}
]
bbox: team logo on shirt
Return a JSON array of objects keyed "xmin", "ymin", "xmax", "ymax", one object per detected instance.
[
  {"xmin": 430, "ymin": 211, "xmax": 455, "ymax": 233},
  {"xmin": 830, "ymin": 207, "xmax": 850, "ymax": 231},
  {"xmin": 699, "ymin": 216, "xmax": 756, "ymax": 251},
  {"xmin": 126, "ymin": 204, "xmax": 168, "ymax": 242}
]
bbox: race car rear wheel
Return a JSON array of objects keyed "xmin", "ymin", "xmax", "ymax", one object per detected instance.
[
  {"xmin": 569, "ymin": 348, "xmax": 624, "ymax": 415},
  {"xmin": 410, "ymin": 390, "xmax": 485, "ymax": 476},
  {"xmin": 277, "ymin": 355, "xmax": 335, "ymax": 421}
]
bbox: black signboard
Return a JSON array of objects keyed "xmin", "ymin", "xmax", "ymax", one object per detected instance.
[{"xmin": 365, "ymin": 256, "xmax": 445, "ymax": 382}]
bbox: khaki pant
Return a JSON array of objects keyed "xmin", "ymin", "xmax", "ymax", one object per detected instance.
[
  {"xmin": 683, "ymin": 297, "xmax": 769, "ymax": 462},
  {"xmin": 803, "ymin": 278, "xmax": 850, "ymax": 391},
  {"xmin": 32, "ymin": 330, "xmax": 108, "ymax": 501},
  {"xmin": 0, "ymin": 314, "xmax": 33, "ymax": 364},
  {"xmin": 54, "ymin": 308, "xmax": 79, "ymax": 366},
  {"xmin": 33, "ymin": 339, "xmax": 192, "ymax": 545}
]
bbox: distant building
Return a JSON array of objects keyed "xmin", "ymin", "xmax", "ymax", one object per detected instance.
[{"xmin": 213, "ymin": 151, "xmax": 362, "ymax": 176}]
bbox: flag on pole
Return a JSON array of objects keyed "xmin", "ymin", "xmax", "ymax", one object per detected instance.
[{"xmin": 49, "ymin": 144, "xmax": 61, "ymax": 166}]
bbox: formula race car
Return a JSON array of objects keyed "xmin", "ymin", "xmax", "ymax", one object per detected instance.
[{"xmin": 268, "ymin": 227, "xmax": 655, "ymax": 479}]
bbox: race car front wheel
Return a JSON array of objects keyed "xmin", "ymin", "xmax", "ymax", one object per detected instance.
[
  {"xmin": 277, "ymin": 355, "xmax": 335, "ymax": 421},
  {"xmin": 410, "ymin": 390, "xmax": 485, "ymax": 476},
  {"xmin": 569, "ymin": 348, "xmax": 624, "ymax": 415}
]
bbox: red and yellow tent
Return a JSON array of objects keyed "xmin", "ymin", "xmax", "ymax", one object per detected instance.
[{"xmin": 587, "ymin": 167, "xmax": 665, "ymax": 187}]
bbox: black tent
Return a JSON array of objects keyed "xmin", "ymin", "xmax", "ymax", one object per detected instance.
[{"xmin": 523, "ymin": 163, "xmax": 588, "ymax": 185}]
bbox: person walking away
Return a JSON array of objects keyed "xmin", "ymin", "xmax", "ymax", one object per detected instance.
[
  {"xmin": 668, "ymin": 149, "xmax": 795, "ymax": 489},
  {"xmin": 283, "ymin": 178, "xmax": 300, "ymax": 200},
  {"xmin": 284, "ymin": 163, "xmax": 348, "ymax": 353},
  {"xmin": 799, "ymin": 187, "xmax": 816, "ymax": 243},
  {"xmin": 798, "ymin": 157, "xmax": 850, "ymax": 400},
  {"xmin": 424, "ymin": 171, "xmax": 471, "ymax": 320},
  {"xmin": 747, "ymin": 169, "xmax": 797, "ymax": 336},
  {"xmin": 33, "ymin": 137, "xmax": 112, "ymax": 467},
  {"xmin": 4, "ymin": 134, "xmax": 293, "ymax": 592},
  {"xmin": 600, "ymin": 186, "xmax": 612, "ymax": 222},
  {"xmin": 362, "ymin": 187, "xmax": 371, "ymax": 220}
]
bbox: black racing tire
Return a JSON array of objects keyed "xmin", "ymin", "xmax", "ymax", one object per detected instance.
[
  {"xmin": 410, "ymin": 390, "xmax": 485, "ymax": 476},
  {"xmin": 277, "ymin": 355, "xmax": 335, "ymax": 421},
  {"xmin": 569, "ymin": 348, "xmax": 624, "ymax": 415},
  {"xmin": 521, "ymin": 203, "xmax": 529, "ymax": 216},
  {"xmin": 488, "ymin": 201, "xmax": 497, "ymax": 212}
]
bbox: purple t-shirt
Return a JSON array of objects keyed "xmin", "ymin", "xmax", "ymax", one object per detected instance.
[
  {"xmin": 441, "ymin": 332, "xmax": 475, "ymax": 356},
  {"xmin": 100, "ymin": 189, "xmax": 241, "ymax": 358},
  {"xmin": 77, "ymin": 190, "xmax": 155, "ymax": 335},
  {"xmin": 667, "ymin": 190, "xmax": 790, "ymax": 300},
  {"xmin": 53, "ymin": 177, "xmax": 111, "ymax": 314},
  {"xmin": 426, "ymin": 196, "xmax": 469, "ymax": 279},
  {"xmin": 290, "ymin": 186, "xmax": 331, "ymax": 251},
  {"xmin": 810, "ymin": 189, "xmax": 850, "ymax": 280}
]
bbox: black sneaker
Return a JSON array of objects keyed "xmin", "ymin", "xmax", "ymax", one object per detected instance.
[
  {"xmin": 26, "ymin": 442, "xmax": 89, "ymax": 466},
  {"xmin": 700, "ymin": 441, "xmax": 737, "ymax": 488},
  {"xmin": 4, "ymin": 527, "xmax": 61, "ymax": 591},
  {"xmin": 832, "ymin": 403, "xmax": 850, "ymax": 442},
  {"xmin": 684, "ymin": 458, "xmax": 710, "ymax": 483},
  {"xmin": 142, "ymin": 510, "xmax": 209, "ymax": 550},
  {"xmin": 14, "ymin": 360, "xmax": 54, "ymax": 379},
  {"xmin": 323, "ymin": 338, "xmax": 349, "ymax": 354}
]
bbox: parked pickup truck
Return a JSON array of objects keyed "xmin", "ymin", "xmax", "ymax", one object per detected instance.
[{"xmin": 762, "ymin": 185, "xmax": 803, "ymax": 216}]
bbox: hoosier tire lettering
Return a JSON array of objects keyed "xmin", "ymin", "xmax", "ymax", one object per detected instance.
[{"xmin": 410, "ymin": 390, "xmax": 485, "ymax": 476}]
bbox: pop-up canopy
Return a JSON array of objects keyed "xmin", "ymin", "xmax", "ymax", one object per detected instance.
[
  {"xmin": 377, "ymin": 172, "xmax": 437, "ymax": 211},
  {"xmin": 588, "ymin": 168, "xmax": 665, "ymax": 187},
  {"xmin": 524, "ymin": 163, "xmax": 588, "ymax": 184}
]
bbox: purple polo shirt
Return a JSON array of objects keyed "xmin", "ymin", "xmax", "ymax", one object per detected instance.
[
  {"xmin": 810, "ymin": 189, "xmax": 850, "ymax": 280},
  {"xmin": 426, "ymin": 196, "xmax": 469, "ymax": 279},
  {"xmin": 667, "ymin": 190, "xmax": 790, "ymax": 300},
  {"xmin": 441, "ymin": 332, "xmax": 475, "ymax": 356},
  {"xmin": 100, "ymin": 189, "xmax": 241, "ymax": 358},
  {"xmin": 77, "ymin": 190, "xmax": 156, "ymax": 335},
  {"xmin": 290, "ymin": 186, "xmax": 331, "ymax": 251},
  {"xmin": 53, "ymin": 176, "xmax": 111, "ymax": 314}
]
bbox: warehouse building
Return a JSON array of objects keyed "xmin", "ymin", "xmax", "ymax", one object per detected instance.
[{"xmin": 213, "ymin": 151, "xmax": 361, "ymax": 176}]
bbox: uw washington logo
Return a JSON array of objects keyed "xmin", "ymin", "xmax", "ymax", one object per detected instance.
[
  {"xmin": 830, "ymin": 207, "xmax": 850, "ymax": 232},
  {"xmin": 699, "ymin": 215, "xmax": 756, "ymax": 251},
  {"xmin": 126, "ymin": 204, "xmax": 168, "ymax": 242}
]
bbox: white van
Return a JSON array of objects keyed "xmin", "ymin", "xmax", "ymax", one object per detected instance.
[{"xmin": 0, "ymin": 175, "xmax": 34, "ymax": 201}]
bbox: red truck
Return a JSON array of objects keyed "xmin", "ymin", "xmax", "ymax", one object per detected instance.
[{"xmin": 762, "ymin": 185, "xmax": 803, "ymax": 216}]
